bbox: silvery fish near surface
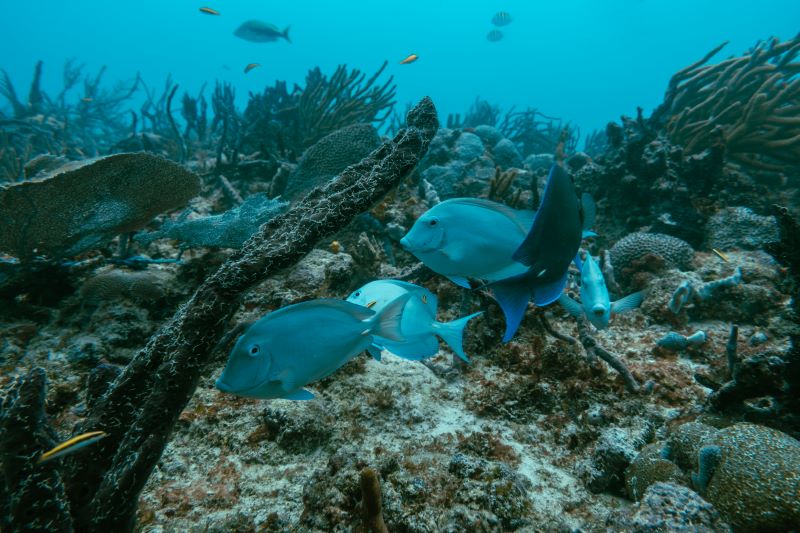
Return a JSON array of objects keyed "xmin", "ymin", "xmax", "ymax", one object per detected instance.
[
  {"xmin": 216, "ymin": 294, "xmax": 411, "ymax": 400},
  {"xmin": 400, "ymin": 197, "xmax": 536, "ymax": 288},
  {"xmin": 347, "ymin": 279, "xmax": 482, "ymax": 362},
  {"xmin": 489, "ymin": 164, "xmax": 584, "ymax": 342},
  {"xmin": 558, "ymin": 253, "xmax": 644, "ymax": 330},
  {"xmin": 487, "ymin": 29, "xmax": 504, "ymax": 42},
  {"xmin": 492, "ymin": 11, "xmax": 513, "ymax": 27},
  {"xmin": 234, "ymin": 20, "xmax": 291, "ymax": 43}
]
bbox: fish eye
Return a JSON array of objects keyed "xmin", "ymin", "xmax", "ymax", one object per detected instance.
[
  {"xmin": 428, "ymin": 217, "xmax": 439, "ymax": 227},
  {"xmin": 248, "ymin": 344, "xmax": 261, "ymax": 357},
  {"xmin": 354, "ymin": 291, "xmax": 361, "ymax": 297}
]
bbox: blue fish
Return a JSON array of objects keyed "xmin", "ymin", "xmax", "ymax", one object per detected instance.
[
  {"xmin": 558, "ymin": 253, "xmax": 643, "ymax": 329},
  {"xmin": 400, "ymin": 198, "xmax": 535, "ymax": 288},
  {"xmin": 215, "ymin": 295, "xmax": 411, "ymax": 400},
  {"xmin": 400, "ymin": 196, "xmax": 597, "ymax": 290},
  {"xmin": 347, "ymin": 280, "xmax": 482, "ymax": 362},
  {"xmin": 489, "ymin": 165, "xmax": 584, "ymax": 342}
]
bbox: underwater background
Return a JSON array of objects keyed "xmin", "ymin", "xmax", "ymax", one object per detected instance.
[{"xmin": 2, "ymin": 1, "xmax": 800, "ymax": 532}]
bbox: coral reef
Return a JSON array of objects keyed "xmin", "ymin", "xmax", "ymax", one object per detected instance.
[
  {"xmin": 654, "ymin": 35, "xmax": 800, "ymax": 173},
  {"xmin": 609, "ymin": 232, "xmax": 695, "ymax": 289},
  {"xmin": 0, "ymin": 153, "xmax": 199, "ymax": 262},
  {"xmin": 0, "ymin": 97, "xmax": 437, "ymax": 531},
  {"xmin": 282, "ymin": 123, "xmax": 381, "ymax": 200},
  {"xmin": 242, "ymin": 63, "xmax": 395, "ymax": 160},
  {"xmin": 135, "ymin": 193, "xmax": 288, "ymax": 249}
]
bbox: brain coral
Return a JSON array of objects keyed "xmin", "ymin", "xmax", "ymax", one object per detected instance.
[
  {"xmin": 610, "ymin": 232, "xmax": 695, "ymax": 277},
  {"xmin": 703, "ymin": 423, "xmax": 800, "ymax": 531},
  {"xmin": 283, "ymin": 123, "xmax": 381, "ymax": 200},
  {"xmin": 0, "ymin": 153, "xmax": 199, "ymax": 261}
]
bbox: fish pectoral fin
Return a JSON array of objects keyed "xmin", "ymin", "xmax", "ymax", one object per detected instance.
[
  {"xmin": 276, "ymin": 368, "xmax": 303, "ymax": 393},
  {"xmin": 446, "ymin": 275, "xmax": 472, "ymax": 289},
  {"xmin": 283, "ymin": 389, "xmax": 315, "ymax": 401},
  {"xmin": 367, "ymin": 345, "xmax": 383, "ymax": 361},
  {"xmin": 488, "ymin": 274, "xmax": 533, "ymax": 342},
  {"xmin": 611, "ymin": 291, "xmax": 644, "ymax": 315},
  {"xmin": 558, "ymin": 293, "xmax": 584, "ymax": 318}
]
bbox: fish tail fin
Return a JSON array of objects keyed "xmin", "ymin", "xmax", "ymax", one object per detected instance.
[
  {"xmin": 434, "ymin": 312, "xmax": 483, "ymax": 363},
  {"xmin": 489, "ymin": 274, "xmax": 534, "ymax": 342},
  {"xmin": 532, "ymin": 272, "xmax": 569, "ymax": 306},
  {"xmin": 283, "ymin": 26, "xmax": 292, "ymax": 43},
  {"xmin": 370, "ymin": 293, "xmax": 412, "ymax": 342}
]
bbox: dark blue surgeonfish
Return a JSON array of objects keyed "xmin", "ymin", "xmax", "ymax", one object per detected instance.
[
  {"xmin": 489, "ymin": 164, "xmax": 583, "ymax": 342},
  {"xmin": 234, "ymin": 20, "xmax": 291, "ymax": 43}
]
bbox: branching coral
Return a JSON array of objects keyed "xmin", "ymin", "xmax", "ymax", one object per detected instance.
[
  {"xmin": 656, "ymin": 34, "xmax": 800, "ymax": 172},
  {"xmin": 242, "ymin": 62, "xmax": 396, "ymax": 160}
]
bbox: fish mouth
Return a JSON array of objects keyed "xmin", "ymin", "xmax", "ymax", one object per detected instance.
[
  {"xmin": 366, "ymin": 300, "xmax": 377, "ymax": 309},
  {"xmin": 215, "ymin": 378, "xmax": 233, "ymax": 393}
]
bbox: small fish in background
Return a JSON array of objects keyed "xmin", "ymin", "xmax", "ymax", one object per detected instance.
[
  {"xmin": 347, "ymin": 280, "xmax": 482, "ymax": 362},
  {"xmin": 558, "ymin": 253, "xmax": 644, "ymax": 330},
  {"xmin": 488, "ymin": 165, "xmax": 584, "ymax": 342},
  {"xmin": 199, "ymin": 7, "xmax": 220, "ymax": 16},
  {"xmin": 215, "ymin": 294, "xmax": 411, "ymax": 400},
  {"xmin": 234, "ymin": 20, "xmax": 291, "ymax": 43},
  {"xmin": 400, "ymin": 198, "xmax": 536, "ymax": 288},
  {"xmin": 38, "ymin": 431, "xmax": 107, "ymax": 464},
  {"xmin": 244, "ymin": 63, "xmax": 261, "ymax": 74},
  {"xmin": 487, "ymin": 29, "xmax": 504, "ymax": 42},
  {"xmin": 80, "ymin": 97, "xmax": 93, "ymax": 103},
  {"xmin": 491, "ymin": 11, "xmax": 513, "ymax": 27},
  {"xmin": 400, "ymin": 54, "xmax": 419, "ymax": 65}
]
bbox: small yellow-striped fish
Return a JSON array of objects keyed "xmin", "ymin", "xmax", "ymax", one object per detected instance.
[
  {"xmin": 199, "ymin": 7, "xmax": 221, "ymax": 16},
  {"xmin": 37, "ymin": 431, "xmax": 107, "ymax": 464},
  {"xmin": 244, "ymin": 63, "xmax": 261, "ymax": 74},
  {"xmin": 400, "ymin": 54, "xmax": 419, "ymax": 65},
  {"xmin": 712, "ymin": 248, "xmax": 730, "ymax": 262}
]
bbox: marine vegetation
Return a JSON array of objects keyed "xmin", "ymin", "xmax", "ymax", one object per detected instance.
[{"xmin": 3, "ymin": 31, "xmax": 800, "ymax": 533}]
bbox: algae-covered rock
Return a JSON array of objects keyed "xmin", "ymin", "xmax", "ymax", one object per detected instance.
[
  {"xmin": 0, "ymin": 152, "xmax": 200, "ymax": 261},
  {"xmin": 625, "ymin": 443, "xmax": 690, "ymax": 500},
  {"xmin": 666, "ymin": 421, "xmax": 719, "ymax": 471},
  {"xmin": 703, "ymin": 423, "xmax": 800, "ymax": 531},
  {"xmin": 617, "ymin": 482, "xmax": 731, "ymax": 532}
]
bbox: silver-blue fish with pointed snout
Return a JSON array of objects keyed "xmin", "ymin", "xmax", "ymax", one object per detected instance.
[
  {"xmin": 558, "ymin": 253, "xmax": 644, "ymax": 329},
  {"xmin": 216, "ymin": 294, "xmax": 411, "ymax": 400},
  {"xmin": 347, "ymin": 279, "xmax": 482, "ymax": 362}
]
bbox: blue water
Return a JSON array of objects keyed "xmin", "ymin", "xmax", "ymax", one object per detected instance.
[{"xmin": 1, "ymin": 0, "xmax": 798, "ymax": 134}]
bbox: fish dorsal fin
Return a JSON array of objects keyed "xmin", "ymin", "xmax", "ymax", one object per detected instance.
[
  {"xmin": 558, "ymin": 293, "xmax": 584, "ymax": 318},
  {"xmin": 383, "ymin": 280, "xmax": 438, "ymax": 314},
  {"xmin": 271, "ymin": 299, "xmax": 376, "ymax": 321},
  {"xmin": 440, "ymin": 197, "xmax": 533, "ymax": 235},
  {"xmin": 611, "ymin": 291, "xmax": 644, "ymax": 315}
]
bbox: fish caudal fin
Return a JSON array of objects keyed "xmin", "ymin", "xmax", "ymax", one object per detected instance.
[
  {"xmin": 611, "ymin": 290, "xmax": 644, "ymax": 314},
  {"xmin": 532, "ymin": 272, "xmax": 569, "ymax": 306},
  {"xmin": 433, "ymin": 312, "xmax": 483, "ymax": 363},
  {"xmin": 283, "ymin": 26, "xmax": 291, "ymax": 43},
  {"xmin": 370, "ymin": 293, "xmax": 412, "ymax": 342},
  {"xmin": 488, "ymin": 274, "xmax": 533, "ymax": 342}
]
